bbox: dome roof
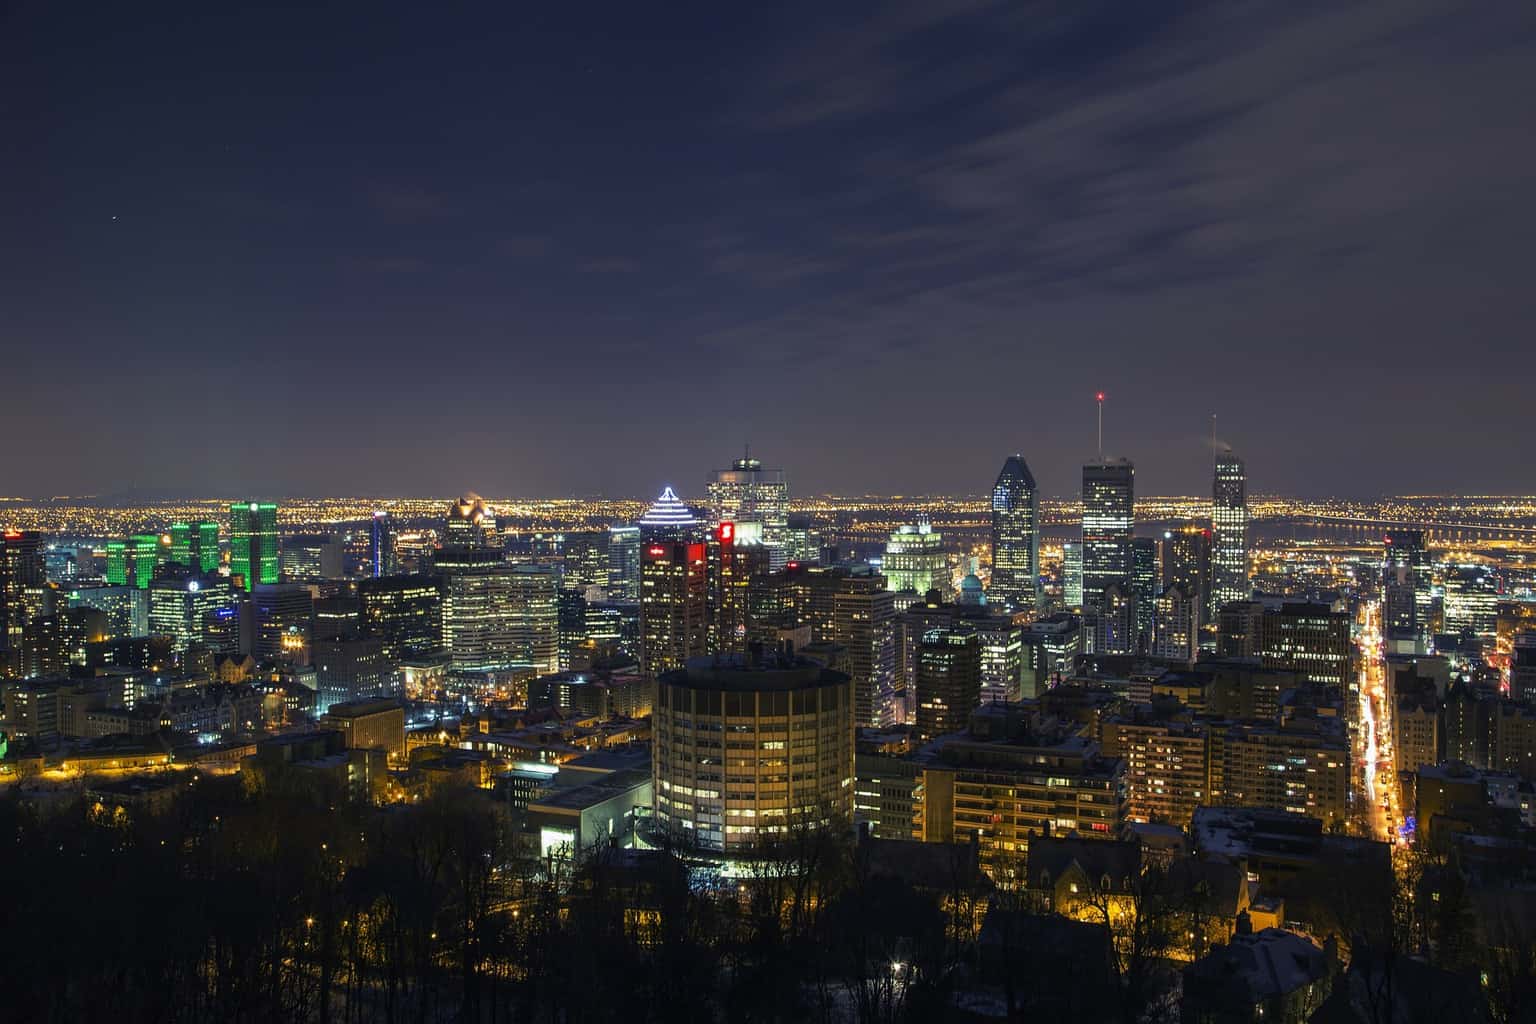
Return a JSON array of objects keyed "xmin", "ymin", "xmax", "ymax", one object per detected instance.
[{"xmin": 958, "ymin": 573, "xmax": 986, "ymax": 605}]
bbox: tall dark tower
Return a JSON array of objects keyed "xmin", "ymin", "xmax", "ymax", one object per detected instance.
[
  {"xmin": 989, "ymin": 455, "xmax": 1041, "ymax": 617},
  {"xmin": 1211, "ymin": 448, "xmax": 1249, "ymax": 613},
  {"xmin": 368, "ymin": 511, "xmax": 398, "ymax": 577}
]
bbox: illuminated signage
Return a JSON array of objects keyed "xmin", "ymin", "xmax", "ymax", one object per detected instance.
[{"xmin": 719, "ymin": 521, "xmax": 734, "ymax": 543}]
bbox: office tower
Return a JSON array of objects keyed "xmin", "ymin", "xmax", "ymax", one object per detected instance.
[
  {"xmin": 1021, "ymin": 613, "xmax": 1080, "ymax": 697},
  {"xmin": 639, "ymin": 538, "xmax": 707, "ymax": 678},
  {"xmin": 559, "ymin": 529, "xmax": 608, "ymax": 590},
  {"xmin": 1081, "ymin": 458, "xmax": 1134, "ymax": 626},
  {"xmin": 281, "ymin": 534, "xmax": 343, "ymax": 581},
  {"xmin": 778, "ymin": 565, "xmax": 897, "ymax": 728},
  {"xmin": 359, "ymin": 574, "xmax": 444, "ymax": 661},
  {"xmin": 557, "ymin": 587, "xmax": 587, "ymax": 670},
  {"xmin": 147, "ymin": 571, "xmax": 237, "ymax": 654},
  {"xmin": 1255, "ymin": 601, "xmax": 1352, "ymax": 691},
  {"xmin": 312, "ymin": 636, "xmax": 389, "ymax": 708},
  {"xmin": 1152, "ymin": 584, "xmax": 1200, "ymax": 663},
  {"xmin": 229, "ymin": 501, "xmax": 280, "ymax": 591},
  {"xmin": 369, "ymin": 511, "xmax": 398, "ymax": 577},
  {"xmin": 607, "ymin": 525, "xmax": 642, "ymax": 601},
  {"xmin": 444, "ymin": 494, "xmax": 500, "ymax": 551},
  {"xmin": 67, "ymin": 584, "xmax": 148, "ymax": 640},
  {"xmin": 439, "ymin": 563, "xmax": 518, "ymax": 673},
  {"xmin": 1161, "ymin": 526, "xmax": 1212, "ymax": 615},
  {"xmin": 169, "ymin": 521, "xmax": 221, "ymax": 573},
  {"xmin": 106, "ymin": 533, "xmax": 161, "ymax": 590},
  {"xmin": 1443, "ymin": 564, "xmax": 1499, "ymax": 638},
  {"xmin": 914, "ymin": 628, "xmax": 982, "ymax": 742},
  {"xmin": 1131, "ymin": 536, "xmax": 1158, "ymax": 652},
  {"xmin": 712, "ymin": 522, "xmax": 776, "ymax": 658},
  {"xmin": 250, "ymin": 583, "xmax": 315, "ymax": 664},
  {"xmin": 637, "ymin": 486, "xmax": 700, "ymax": 540},
  {"xmin": 19, "ymin": 607, "xmax": 107, "ymax": 678},
  {"xmin": 1061, "ymin": 541, "xmax": 1084, "ymax": 609},
  {"xmin": 2, "ymin": 529, "xmax": 47, "ymax": 660},
  {"xmin": 883, "ymin": 520, "xmax": 947, "ymax": 597},
  {"xmin": 508, "ymin": 564, "xmax": 560, "ymax": 675},
  {"xmin": 783, "ymin": 514, "xmax": 822, "ymax": 565},
  {"xmin": 1091, "ymin": 582, "xmax": 1137, "ymax": 657},
  {"xmin": 652, "ymin": 655, "xmax": 853, "ymax": 852},
  {"xmin": 989, "ymin": 454, "xmax": 1041, "ymax": 616},
  {"xmin": 1210, "ymin": 448, "xmax": 1249, "ymax": 612},
  {"xmin": 707, "ymin": 450, "xmax": 789, "ymax": 559}
]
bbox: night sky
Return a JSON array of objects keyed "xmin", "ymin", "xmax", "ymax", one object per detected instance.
[{"xmin": 4, "ymin": 2, "xmax": 1533, "ymax": 499}]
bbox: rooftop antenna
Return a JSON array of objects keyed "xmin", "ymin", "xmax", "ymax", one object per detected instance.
[
  {"xmin": 1096, "ymin": 392, "xmax": 1105, "ymax": 460},
  {"xmin": 1211, "ymin": 413, "xmax": 1217, "ymax": 471}
]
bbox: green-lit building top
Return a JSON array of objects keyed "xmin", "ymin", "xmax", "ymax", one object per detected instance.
[
  {"xmin": 229, "ymin": 502, "xmax": 280, "ymax": 590},
  {"xmin": 170, "ymin": 520, "xmax": 222, "ymax": 573},
  {"xmin": 105, "ymin": 534, "xmax": 163, "ymax": 589}
]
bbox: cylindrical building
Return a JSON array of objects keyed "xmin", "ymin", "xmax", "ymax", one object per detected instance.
[{"xmin": 653, "ymin": 654, "xmax": 854, "ymax": 852}]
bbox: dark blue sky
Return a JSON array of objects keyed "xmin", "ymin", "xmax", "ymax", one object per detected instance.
[{"xmin": 4, "ymin": 1, "xmax": 1533, "ymax": 498}]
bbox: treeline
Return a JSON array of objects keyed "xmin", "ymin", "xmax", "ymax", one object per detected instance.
[{"xmin": 2, "ymin": 774, "xmax": 1534, "ymax": 1024}]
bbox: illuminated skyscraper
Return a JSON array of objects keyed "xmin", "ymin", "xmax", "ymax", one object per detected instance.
[
  {"xmin": 147, "ymin": 570, "xmax": 237, "ymax": 655},
  {"xmin": 107, "ymin": 534, "xmax": 162, "ymax": 589},
  {"xmin": 1152, "ymin": 583, "xmax": 1200, "ymax": 664},
  {"xmin": 652, "ymin": 655, "xmax": 853, "ymax": 852},
  {"xmin": 1131, "ymin": 536, "xmax": 1158, "ymax": 652},
  {"xmin": 989, "ymin": 454, "xmax": 1041, "ymax": 616},
  {"xmin": 884, "ymin": 520, "xmax": 948, "ymax": 597},
  {"xmin": 444, "ymin": 494, "xmax": 500, "ymax": 551},
  {"xmin": 1383, "ymin": 530, "xmax": 1430, "ymax": 647},
  {"xmin": 607, "ymin": 525, "xmax": 642, "ymax": 601},
  {"xmin": 914, "ymin": 628, "xmax": 981, "ymax": 743},
  {"xmin": 229, "ymin": 501, "xmax": 280, "ymax": 591},
  {"xmin": 707, "ymin": 450, "xmax": 789, "ymax": 562},
  {"xmin": 509, "ymin": 564, "xmax": 561, "ymax": 675},
  {"xmin": 1082, "ymin": 458, "xmax": 1134, "ymax": 643},
  {"xmin": 369, "ymin": 511, "xmax": 398, "ymax": 577},
  {"xmin": 1062, "ymin": 541, "xmax": 1083, "ymax": 609},
  {"xmin": 1210, "ymin": 449, "xmax": 1249, "ymax": 611},
  {"xmin": 169, "ymin": 521, "xmax": 221, "ymax": 574},
  {"xmin": 639, "ymin": 538, "xmax": 707, "ymax": 678},
  {"xmin": 637, "ymin": 486, "xmax": 700, "ymax": 540},
  {"xmin": 359, "ymin": 574, "xmax": 444, "ymax": 660},
  {"xmin": 1, "ymin": 529, "xmax": 47, "ymax": 662},
  {"xmin": 1161, "ymin": 526, "xmax": 1212, "ymax": 615}
]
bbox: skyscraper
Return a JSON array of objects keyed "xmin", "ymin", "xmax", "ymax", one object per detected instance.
[
  {"xmin": 1, "ymin": 529, "xmax": 47, "ymax": 663},
  {"xmin": 368, "ymin": 511, "xmax": 398, "ymax": 578},
  {"xmin": 1131, "ymin": 536, "xmax": 1158, "ymax": 652},
  {"xmin": 444, "ymin": 494, "xmax": 499, "ymax": 551},
  {"xmin": 637, "ymin": 486, "xmax": 700, "ymax": 540},
  {"xmin": 883, "ymin": 520, "xmax": 948, "ymax": 597},
  {"xmin": 914, "ymin": 628, "xmax": 981, "ymax": 743},
  {"xmin": 1082, "ymin": 458, "xmax": 1134, "ymax": 648},
  {"xmin": 989, "ymin": 455, "xmax": 1041, "ymax": 616},
  {"xmin": 169, "ymin": 521, "xmax": 221, "ymax": 574},
  {"xmin": 106, "ymin": 534, "xmax": 162, "ymax": 589},
  {"xmin": 229, "ymin": 501, "xmax": 280, "ymax": 591},
  {"xmin": 508, "ymin": 563, "xmax": 561, "ymax": 675},
  {"xmin": 1161, "ymin": 526, "xmax": 1212, "ymax": 614},
  {"xmin": 639, "ymin": 538, "xmax": 707, "ymax": 678},
  {"xmin": 606, "ymin": 525, "xmax": 642, "ymax": 601},
  {"xmin": 1383, "ymin": 530, "xmax": 1430, "ymax": 647},
  {"xmin": 1210, "ymin": 448, "xmax": 1249, "ymax": 612},
  {"xmin": 1061, "ymin": 541, "xmax": 1084, "ymax": 609},
  {"xmin": 707, "ymin": 450, "xmax": 789, "ymax": 562}
]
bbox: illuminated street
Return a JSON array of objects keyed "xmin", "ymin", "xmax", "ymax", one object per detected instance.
[{"xmin": 1355, "ymin": 601, "xmax": 1402, "ymax": 843}]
